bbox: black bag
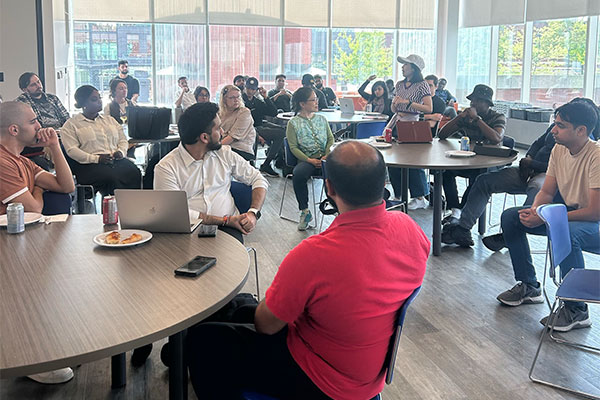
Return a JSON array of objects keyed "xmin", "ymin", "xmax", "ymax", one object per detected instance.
[
  {"xmin": 203, "ymin": 293, "xmax": 259, "ymax": 323},
  {"xmin": 128, "ymin": 106, "xmax": 171, "ymax": 139},
  {"xmin": 473, "ymin": 144, "xmax": 517, "ymax": 158}
]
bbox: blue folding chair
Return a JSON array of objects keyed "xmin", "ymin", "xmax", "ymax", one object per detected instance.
[
  {"xmin": 537, "ymin": 204, "xmax": 572, "ymax": 309},
  {"xmin": 529, "ymin": 269, "xmax": 600, "ymax": 399},
  {"xmin": 242, "ymin": 286, "xmax": 422, "ymax": 400},
  {"xmin": 230, "ymin": 181, "xmax": 261, "ymax": 300},
  {"xmin": 278, "ymin": 138, "xmax": 324, "ymax": 229},
  {"xmin": 356, "ymin": 121, "xmax": 387, "ymax": 139}
]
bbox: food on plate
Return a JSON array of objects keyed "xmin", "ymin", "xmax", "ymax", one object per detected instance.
[
  {"xmin": 105, "ymin": 231, "xmax": 121, "ymax": 244},
  {"xmin": 120, "ymin": 233, "xmax": 143, "ymax": 244}
]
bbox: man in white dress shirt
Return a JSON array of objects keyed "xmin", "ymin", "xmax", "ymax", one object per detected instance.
[
  {"xmin": 154, "ymin": 102, "xmax": 268, "ymax": 243},
  {"xmin": 174, "ymin": 76, "xmax": 197, "ymax": 111}
]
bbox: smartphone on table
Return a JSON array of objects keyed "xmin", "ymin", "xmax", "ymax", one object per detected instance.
[{"xmin": 174, "ymin": 255, "xmax": 217, "ymax": 277}]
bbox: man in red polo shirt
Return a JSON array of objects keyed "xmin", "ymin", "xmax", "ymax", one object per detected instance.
[{"xmin": 187, "ymin": 141, "xmax": 430, "ymax": 400}]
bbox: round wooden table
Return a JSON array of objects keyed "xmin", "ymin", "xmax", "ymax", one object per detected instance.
[
  {"xmin": 0, "ymin": 215, "xmax": 249, "ymax": 399},
  {"xmin": 378, "ymin": 138, "xmax": 517, "ymax": 255}
]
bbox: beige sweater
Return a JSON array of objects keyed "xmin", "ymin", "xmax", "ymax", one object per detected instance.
[{"xmin": 219, "ymin": 107, "xmax": 256, "ymax": 156}]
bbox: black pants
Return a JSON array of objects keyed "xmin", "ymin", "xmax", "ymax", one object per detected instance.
[
  {"xmin": 292, "ymin": 162, "xmax": 321, "ymax": 210},
  {"xmin": 186, "ymin": 306, "xmax": 331, "ymax": 400},
  {"xmin": 232, "ymin": 148, "xmax": 256, "ymax": 162},
  {"xmin": 442, "ymin": 168, "xmax": 485, "ymax": 209},
  {"xmin": 72, "ymin": 158, "xmax": 141, "ymax": 196},
  {"xmin": 256, "ymin": 122, "xmax": 285, "ymax": 165}
]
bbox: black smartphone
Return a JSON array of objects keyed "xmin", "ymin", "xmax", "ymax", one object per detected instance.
[{"xmin": 174, "ymin": 256, "xmax": 217, "ymax": 277}]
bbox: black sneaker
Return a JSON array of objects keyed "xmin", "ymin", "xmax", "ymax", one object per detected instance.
[
  {"xmin": 540, "ymin": 305, "xmax": 592, "ymax": 332},
  {"xmin": 260, "ymin": 163, "xmax": 279, "ymax": 177},
  {"xmin": 441, "ymin": 224, "xmax": 474, "ymax": 247},
  {"xmin": 497, "ymin": 282, "xmax": 544, "ymax": 306},
  {"xmin": 442, "ymin": 214, "xmax": 458, "ymax": 226},
  {"xmin": 483, "ymin": 233, "xmax": 506, "ymax": 251}
]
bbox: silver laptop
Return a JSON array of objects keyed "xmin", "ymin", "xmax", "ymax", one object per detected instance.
[
  {"xmin": 115, "ymin": 189, "xmax": 202, "ymax": 233},
  {"xmin": 339, "ymin": 98, "xmax": 355, "ymax": 115}
]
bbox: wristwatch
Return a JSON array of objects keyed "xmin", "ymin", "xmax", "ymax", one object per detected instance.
[{"xmin": 247, "ymin": 207, "xmax": 262, "ymax": 220}]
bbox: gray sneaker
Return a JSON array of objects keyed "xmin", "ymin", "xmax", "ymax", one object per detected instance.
[
  {"xmin": 539, "ymin": 305, "xmax": 591, "ymax": 332},
  {"xmin": 497, "ymin": 282, "xmax": 544, "ymax": 306},
  {"xmin": 297, "ymin": 209, "xmax": 312, "ymax": 231}
]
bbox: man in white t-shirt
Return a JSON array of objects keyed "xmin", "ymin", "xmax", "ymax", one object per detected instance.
[
  {"xmin": 174, "ymin": 76, "xmax": 197, "ymax": 110},
  {"xmin": 497, "ymin": 100, "xmax": 600, "ymax": 332}
]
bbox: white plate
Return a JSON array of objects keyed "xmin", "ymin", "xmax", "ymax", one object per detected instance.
[
  {"xmin": 0, "ymin": 212, "xmax": 42, "ymax": 227},
  {"xmin": 93, "ymin": 229, "xmax": 153, "ymax": 248},
  {"xmin": 445, "ymin": 150, "xmax": 476, "ymax": 158},
  {"xmin": 371, "ymin": 141, "xmax": 392, "ymax": 149}
]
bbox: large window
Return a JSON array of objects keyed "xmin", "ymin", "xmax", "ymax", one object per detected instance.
[
  {"xmin": 456, "ymin": 26, "xmax": 492, "ymax": 103},
  {"xmin": 155, "ymin": 24, "xmax": 206, "ymax": 106},
  {"xmin": 73, "ymin": 22, "xmax": 153, "ymax": 103},
  {"xmin": 397, "ymin": 29, "xmax": 437, "ymax": 78},
  {"xmin": 209, "ymin": 25, "xmax": 280, "ymax": 96},
  {"xmin": 497, "ymin": 24, "xmax": 524, "ymax": 101},
  {"xmin": 595, "ymin": 28, "xmax": 600, "ymax": 104},
  {"xmin": 331, "ymin": 29, "xmax": 395, "ymax": 92},
  {"xmin": 283, "ymin": 28, "xmax": 328, "ymax": 92},
  {"xmin": 529, "ymin": 17, "xmax": 587, "ymax": 108}
]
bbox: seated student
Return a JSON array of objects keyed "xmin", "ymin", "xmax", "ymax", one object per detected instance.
[
  {"xmin": 186, "ymin": 140, "xmax": 430, "ymax": 400},
  {"xmin": 286, "ymin": 87, "xmax": 334, "ymax": 230},
  {"xmin": 61, "ymin": 85, "xmax": 141, "ymax": 196},
  {"xmin": 422, "ymin": 74, "xmax": 448, "ymax": 134},
  {"xmin": 174, "ymin": 76, "xmax": 196, "ymax": 110},
  {"xmin": 435, "ymin": 78, "xmax": 458, "ymax": 118},
  {"xmin": 386, "ymin": 78, "xmax": 395, "ymax": 98},
  {"xmin": 358, "ymin": 75, "xmax": 393, "ymax": 117},
  {"xmin": 104, "ymin": 78, "xmax": 134, "ymax": 125},
  {"xmin": 218, "ymin": 85, "xmax": 257, "ymax": 162},
  {"xmin": 193, "ymin": 86, "xmax": 211, "ymax": 103},
  {"xmin": 496, "ymin": 101, "xmax": 600, "ymax": 332},
  {"xmin": 300, "ymin": 74, "xmax": 328, "ymax": 110},
  {"xmin": 314, "ymin": 74, "xmax": 337, "ymax": 107},
  {"xmin": 438, "ymin": 84, "xmax": 506, "ymax": 223},
  {"xmin": 233, "ymin": 75, "xmax": 246, "ymax": 92},
  {"xmin": 0, "ymin": 101, "xmax": 75, "ymax": 383},
  {"xmin": 267, "ymin": 74, "xmax": 292, "ymax": 112}
]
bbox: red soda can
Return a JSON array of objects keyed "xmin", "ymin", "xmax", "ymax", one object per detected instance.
[
  {"xmin": 102, "ymin": 195, "xmax": 119, "ymax": 224},
  {"xmin": 384, "ymin": 128, "xmax": 392, "ymax": 143}
]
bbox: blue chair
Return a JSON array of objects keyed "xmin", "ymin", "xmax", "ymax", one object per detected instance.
[
  {"xmin": 356, "ymin": 121, "xmax": 387, "ymax": 139},
  {"xmin": 537, "ymin": 204, "xmax": 572, "ymax": 309},
  {"xmin": 278, "ymin": 138, "xmax": 324, "ymax": 229},
  {"xmin": 42, "ymin": 191, "xmax": 73, "ymax": 215},
  {"xmin": 229, "ymin": 181, "xmax": 261, "ymax": 300},
  {"xmin": 243, "ymin": 286, "xmax": 422, "ymax": 400},
  {"xmin": 529, "ymin": 269, "xmax": 600, "ymax": 399}
]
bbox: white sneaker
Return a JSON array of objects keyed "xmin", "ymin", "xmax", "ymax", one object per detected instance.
[
  {"xmin": 407, "ymin": 197, "xmax": 429, "ymax": 210},
  {"xmin": 451, "ymin": 208, "xmax": 462, "ymax": 219},
  {"xmin": 27, "ymin": 367, "xmax": 74, "ymax": 384}
]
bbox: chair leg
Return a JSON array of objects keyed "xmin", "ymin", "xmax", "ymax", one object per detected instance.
[{"xmin": 246, "ymin": 247, "xmax": 260, "ymax": 301}]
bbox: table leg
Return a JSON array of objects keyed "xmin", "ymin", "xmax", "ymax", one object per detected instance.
[
  {"xmin": 111, "ymin": 353, "xmax": 126, "ymax": 388},
  {"xmin": 169, "ymin": 331, "xmax": 187, "ymax": 400},
  {"xmin": 478, "ymin": 211, "xmax": 486, "ymax": 235},
  {"xmin": 401, "ymin": 168, "xmax": 409, "ymax": 211},
  {"xmin": 432, "ymin": 170, "xmax": 443, "ymax": 256}
]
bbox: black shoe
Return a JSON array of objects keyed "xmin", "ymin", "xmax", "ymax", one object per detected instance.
[
  {"xmin": 442, "ymin": 214, "xmax": 459, "ymax": 226},
  {"xmin": 483, "ymin": 233, "xmax": 506, "ymax": 251},
  {"xmin": 160, "ymin": 343, "xmax": 170, "ymax": 368},
  {"xmin": 260, "ymin": 163, "xmax": 279, "ymax": 177},
  {"xmin": 131, "ymin": 343, "xmax": 153, "ymax": 367},
  {"xmin": 441, "ymin": 224, "xmax": 474, "ymax": 247},
  {"xmin": 274, "ymin": 158, "xmax": 285, "ymax": 169}
]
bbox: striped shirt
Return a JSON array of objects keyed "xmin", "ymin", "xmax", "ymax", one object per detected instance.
[{"xmin": 392, "ymin": 80, "xmax": 431, "ymax": 115}]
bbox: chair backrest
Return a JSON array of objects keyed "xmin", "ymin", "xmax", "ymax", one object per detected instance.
[
  {"xmin": 283, "ymin": 137, "xmax": 298, "ymax": 167},
  {"xmin": 502, "ymin": 135, "xmax": 515, "ymax": 149},
  {"xmin": 42, "ymin": 191, "xmax": 73, "ymax": 215},
  {"xmin": 356, "ymin": 121, "xmax": 387, "ymax": 139},
  {"xmin": 384, "ymin": 285, "xmax": 421, "ymax": 385},
  {"xmin": 230, "ymin": 181, "xmax": 253, "ymax": 214},
  {"xmin": 537, "ymin": 204, "xmax": 572, "ymax": 271},
  {"xmin": 434, "ymin": 116, "xmax": 451, "ymax": 137}
]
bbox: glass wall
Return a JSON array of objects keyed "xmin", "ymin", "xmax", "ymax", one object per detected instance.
[
  {"xmin": 456, "ymin": 26, "xmax": 491, "ymax": 102},
  {"xmin": 529, "ymin": 17, "xmax": 587, "ymax": 108},
  {"xmin": 595, "ymin": 28, "xmax": 600, "ymax": 104},
  {"xmin": 397, "ymin": 29, "xmax": 437, "ymax": 78},
  {"xmin": 497, "ymin": 24, "xmax": 524, "ymax": 101},
  {"xmin": 283, "ymin": 28, "xmax": 328, "ymax": 92}
]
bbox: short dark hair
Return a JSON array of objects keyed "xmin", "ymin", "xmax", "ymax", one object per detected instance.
[
  {"xmin": 233, "ymin": 75, "xmax": 245, "ymax": 84},
  {"xmin": 314, "ymin": 74, "xmax": 322, "ymax": 80},
  {"xmin": 326, "ymin": 141, "xmax": 386, "ymax": 206},
  {"xmin": 275, "ymin": 74, "xmax": 286, "ymax": 80},
  {"xmin": 291, "ymin": 87, "xmax": 314, "ymax": 114},
  {"xmin": 301, "ymin": 74, "xmax": 314, "ymax": 86},
  {"xmin": 178, "ymin": 76, "xmax": 187, "ymax": 83},
  {"xmin": 424, "ymin": 74, "xmax": 439, "ymax": 86},
  {"xmin": 569, "ymin": 97, "xmax": 600, "ymax": 139},
  {"xmin": 74, "ymin": 85, "xmax": 98, "ymax": 109},
  {"xmin": 193, "ymin": 86, "xmax": 210, "ymax": 101},
  {"xmin": 118, "ymin": 60, "xmax": 128, "ymax": 66},
  {"xmin": 18, "ymin": 72, "xmax": 37, "ymax": 90},
  {"xmin": 178, "ymin": 102, "xmax": 219, "ymax": 145},
  {"xmin": 555, "ymin": 101, "xmax": 599, "ymax": 137}
]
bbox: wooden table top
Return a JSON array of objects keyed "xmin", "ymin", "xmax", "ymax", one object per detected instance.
[
  {"xmin": 377, "ymin": 138, "xmax": 518, "ymax": 170},
  {"xmin": 277, "ymin": 110, "xmax": 388, "ymax": 124},
  {"xmin": 0, "ymin": 215, "xmax": 249, "ymax": 377}
]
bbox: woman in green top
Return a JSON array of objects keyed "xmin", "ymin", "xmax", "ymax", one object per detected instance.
[{"xmin": 286, "ymin": 87, "xmax": 334, "ymax": 230}]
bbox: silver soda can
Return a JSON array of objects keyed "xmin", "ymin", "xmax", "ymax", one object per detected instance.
[
  {"xmin": 7, "ymin": 203, "xmax": 25, "ymax": 234},
  {"xmin": 366, "ymin": 103, "xmax": 373, "ymax": 112},
  {"xmin": 102, "ymin": 196, "xmax": 119, "ymax": 225},
  {"xmin": 460, "ymin": 136, "xmax": 470, "ymax": 151}
]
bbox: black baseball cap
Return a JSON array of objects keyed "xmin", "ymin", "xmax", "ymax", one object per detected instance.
[{"xmin": 245, "ymin": 77, "xmax": 259, "ymax": 90}]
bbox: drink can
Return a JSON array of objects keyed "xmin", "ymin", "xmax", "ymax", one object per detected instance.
[
  {"xmin": 384, "ymin": 128, "xmax": 392, "ymax": 143},
  {"xmin": 366, "ymin": 103, "xmax": 372, "ymax": 112},
  {"xmin": 460, "ymin": 136, "xmax": 470, "ymax": 151},
  {"xmin": 102, "ymin": 196, "xmax": 119, "ymax": 225},
  {"xmin": 7, "ymin": 203, "xmax": 25, "ymax": 234}
]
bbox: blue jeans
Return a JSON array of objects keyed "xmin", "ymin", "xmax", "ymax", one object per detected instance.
[
  {"xmin": 458, "ymin": 167, "xmax": 545, "ymax": 230},
  {"xmin": 501, "ymin": 206, "xmax": 600, "ymax": 309},
  {"xmin": 388, "ymin": 168, "xmax": 430, "ymax": 198}
]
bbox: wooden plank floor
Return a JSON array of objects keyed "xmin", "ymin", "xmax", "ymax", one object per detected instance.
[{"xmin": 2, "ymin": 164, "xmax": 599, "ymax": 399}]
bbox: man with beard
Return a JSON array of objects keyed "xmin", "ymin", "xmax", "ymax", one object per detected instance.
[
  {"xmin": 114, "ymin": 60, "xmax": 140, "ymax": 103},
  {"xmin": 314, "ymin": 74, "xmax": 337, "ymax": 107},
  {"xmin": 16, "ymin": 72, "xmax": 70, "ymax": 170},
  {"xmin": 301, "ymin": 74, "xmax": 328, "ymax": 110},
  {"xmin": 154, "ymin": 102, "xmax": 268, "ymax": 244},
  {"xmin": 233, "ymin": 74, "xmax": 246, "ymax": 92}
]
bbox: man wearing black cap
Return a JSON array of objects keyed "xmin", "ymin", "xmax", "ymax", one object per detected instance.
[
  {"xmin": 243, "ymin": 77, "xmax": 285, "ymax": 177},
  {"xmin": 233, "ymin": 75, "xmax": 246, "ymax": 92},
  {"xmin": 301, "ymin": 74, "xmax": 328, "ymax": 110},
  {"xmin": 438, "ymin": 84, "xmax": 506, "ymax": 225}
]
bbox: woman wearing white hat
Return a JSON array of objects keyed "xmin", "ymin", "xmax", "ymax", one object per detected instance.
[{"xmin": 387, "ymin": 54, "xmax": 433, "ymax": 210}]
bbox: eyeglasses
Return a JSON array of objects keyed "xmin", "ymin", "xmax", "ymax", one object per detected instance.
[
  {"xmin": 226, "ymin": 96, "xmax": 241, "ymax": 100},
  {"xmin": 198, "ymin": 93, "xmax": 210, "ymax": 98},
  {"xmin": 305, "ymin": 98, "xmax": 318, "ymax": 102}
]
